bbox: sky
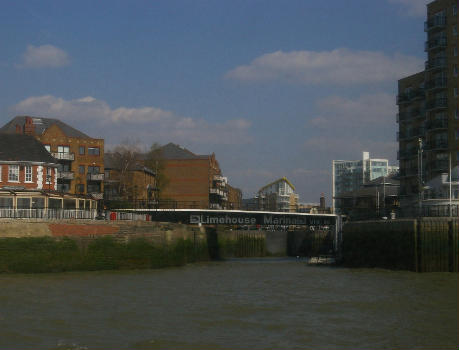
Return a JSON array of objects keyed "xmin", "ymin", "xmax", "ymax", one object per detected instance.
[{"xmin": 0, "ymin": 0, "xmax": 430, "ymax": 203}]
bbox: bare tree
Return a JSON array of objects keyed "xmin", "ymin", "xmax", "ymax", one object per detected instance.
[
  {"xmin": 107, "ymin": 141, "xmax": 141, "ymax": 201},
  {"xmin": 144, "ymin": 143, "xmax": 169, "ymax": 200}
]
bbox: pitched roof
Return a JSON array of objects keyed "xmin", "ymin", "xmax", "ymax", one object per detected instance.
[
  {"xmin": 0, "ymin": 116, "xmax": 92, "ymax": 139},
  {"xmin": 104, "ymin": 153, "xmax": 155, "ymax": 175},
  {"xmin": 159, "ymin": 143, "xmax": 208, "ymax": 160},
  {"xmin": 0, "ymin": 133, "xmax": 57, "ymax": 163},
  {"xmin": 259, "ymin": 177, "xmax": 296, "ymax": 193}
]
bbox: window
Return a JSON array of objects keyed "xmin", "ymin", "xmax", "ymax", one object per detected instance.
[
  {"xmin": 88, "ymin": 147, "xmax": 100, "ymax": 156},
  {"xmin": 58, "ymin": 145, "xmax": 70, "ymax": 154},
  {"xmin": 8, "ymin": 165, "xmax": 19, "ymax": 182},
  {"xmin": 25, "ymin": 165, "xmax": 33, "ymax": 183},
  {"xmin": 44, "ymin": 145, "xmax": 51, "ymax": 152},
  {"xmin": 17, "ymin": 198, "xmax": 31, "ymax": 209},
  {"xmin": 455, "ymin": 88, "xmax": 458, "ymax": 98},
  {"xmin": 453, "ymin": 5, "xmax": 457, "ymax": 16},
  {"xmin": 88, "ymin": 166, "xmax": 100, "ymax": 174},
  {"xmin": 79, "ymin": 165, "xmax": 85, "ymax": 174},
  {"xmin": 76, "ymin": 184, "xmax": 85, "ymax": 193},
  {"xmin": 453, "ymin": 25, "xmax": 458, "ymax": 36},
  {"xmin": 46, "ymin": 167, "xmax": 52, "ymax": 184},
  {"xmin": 0, "ymin": 165, "xmax": 2, "ymax": 182},
  {"xmin": 456, "ymin": 108, "xmax": 459, "ymax": 120},
  {"xmin": 456, "ymin": 130, "xmax": 459, "ymax": 140},
  {"xmin": 79, "ymin": 146, "xmax": 85, "ymax": 155},
  {"xmin": 454, "ymin": 47, "xmax": 458, "ymax": 57},
  {"xmin": 454, "ymin": 65, "xmax": 458, "ymax": 77}
]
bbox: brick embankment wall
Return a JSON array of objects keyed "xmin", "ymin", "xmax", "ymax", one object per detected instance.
[
  {"xmin": 0, "ymin": 219, "xmax": 205, "ymax": 244},
  {"xmin": 341, "ymin": 218, "xmax": 458, "ymax": 272}
]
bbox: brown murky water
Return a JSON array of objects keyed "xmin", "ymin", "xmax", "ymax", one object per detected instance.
[{"xmin": 0, "ymin": 258, "xmax": 457, "ymax": 349}]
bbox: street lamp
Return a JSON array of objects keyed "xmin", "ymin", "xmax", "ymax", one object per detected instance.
[{"xmin": 418, "ymin": 138, "xmax": 423, "ymax": 217}]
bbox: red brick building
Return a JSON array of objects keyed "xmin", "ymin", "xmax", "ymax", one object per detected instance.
[
  {"xmin": 0, "ymin": 116, "xmax": 104, "ymax": 198},
  {"xmin": 0, "ymin": 133, "xmax": 58, "ymax": 191},
  {"xmin": 159, "ymin": 143, "xmax": 240, "ymax": 209}
]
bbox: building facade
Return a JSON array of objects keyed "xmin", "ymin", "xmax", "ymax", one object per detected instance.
[
  {"xmin": 332, "ymin": 152, "xmax": 399, "ymax": 213},
  {"xmin": 104, "ymin": 153, "xmax": 157, "ymax": 205},
  {"xmin": 0, "ymin": 133, "xmax": 97, "ymax": 217},
  {"xmin": 0, "ymin": 116, "xmax": 105, "ymax": 198},
  {"xmin": 397, "ymin": 0, "xmax": 458, "ymax": 212},
  {"xmin": 257, "ymin": 177, "xmax": 299, "ymax": 212},
  {"xmin": 158, "ymin": 143, "xmax": 230, "ymax": 209}
]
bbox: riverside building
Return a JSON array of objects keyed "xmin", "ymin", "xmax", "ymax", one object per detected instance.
[
  {"xmin": 0, "ymin": 116, "xmax": 105, "ymax": 199},
  {"xmin": 397, "ymin": 0, "xmax": 458, "ymax": 214},
  {"xmin": 332, "ymin": 152, "xmax": 399, "ymax": 214}
]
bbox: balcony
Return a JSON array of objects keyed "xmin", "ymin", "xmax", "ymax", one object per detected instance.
[
  {"xmin": 426, "ymin": 98, "xmax": 447, "ymax": 111},
  {"xmin": 398, "ymin": 148, "xmax": 418, "ymax": 160},
  {"xmin": 209, "ymin": 188, "xmax": 226, "ymax": 196},
  {"xmin": 426, "ymin": 119, "xmax": 448, "ymax": 131},
  {"xmin": 424, "ymin": 37, "xmax": 447, "ymax": 51},
  {"xmin": 87, "ymin": 173, "xmax": 105, "ymax": 181},
  {"xmin": 52, "ymin": 152, "xmax": 75, "ymax": 161},
  {"xmin": 57, "ymin": 171, "xmax": 74, "ymax": 180},
  {"xmin": 430, "ymin": 160, "xmax": 449, "ymax": 172},
  {"xmin": 425, "ymin": 77, "xmax": 447, "ymax": 91},
  {"xmin": 396, "ymin": 89, "xmax": 424, "ymax": 105},
  {"xmin": 425, "ymin": 140, "xmax": 448, "ymax": 151},
  {"xmin": 425, "ymin": 57, "xmax": 447, "ymax": 71},
  {"xmin": 213, "ymin": 175, "xmax": 228, "ymax": 184},
  {"xmin": 424, "ymin": 16, "xmax": 446, "ymax": 32}
]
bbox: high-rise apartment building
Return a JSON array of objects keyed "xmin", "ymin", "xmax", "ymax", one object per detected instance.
[
  {"xmin": 332, "ymin": 152, "xmax": 399, "ymax": 214},
  {"xmin": 397, "ymin": 0, "xmax": 458, "ymax": 211}
]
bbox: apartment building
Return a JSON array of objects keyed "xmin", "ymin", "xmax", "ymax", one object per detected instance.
[
  {"xmin": 0, "ymin": 116, "xmax": 104, "ymax": 198},
  {"xmin": 158, "ymin": 143, "xmax": 229, "ymax": 209},
  {"xmin": 257, "ymin": 177, "xmax": 299, "ymax": 212},
  {"xmin": 397, "ymin": 0, "xmax": 458, "ymax": 210},
  {"xmin": 332, "ymin": 152, "xmax": 399, "ymax": 214}
]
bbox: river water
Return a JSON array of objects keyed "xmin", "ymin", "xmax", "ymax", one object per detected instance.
[{"xmin": 0, "ymin": 259, "xmax": 457, "ymax": 350}]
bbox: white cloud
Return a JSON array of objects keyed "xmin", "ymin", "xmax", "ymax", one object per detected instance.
[
  {"xmin": 17, "ymin": 44, "xmax": 70, "ymax": 68},
  {"xmin": 225, "ymin": 48, "xmax": 423, "ymax": 85},
  {"xmin": 11, "ymin": 95, "xmax": 251, "ymax": 146},
  {"xmin": 388, "ymin": 0, "xmax": 429, "ymax": 17}
]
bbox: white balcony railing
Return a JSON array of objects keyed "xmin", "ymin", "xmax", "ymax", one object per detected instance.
[
  {"xmin": 87, "ymin": 173, "xmax": 105, "ymax": 181},
  {"xmin": 52, "ymin": 152, "xmax": 75, "ymax": 160},
  {"xmin": 57, "ymin": 171, "xmax": 74, "ymax": 180}
]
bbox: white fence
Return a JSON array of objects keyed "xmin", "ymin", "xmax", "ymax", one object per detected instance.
[{"xmin": 0, "ymin": 208, "xmax": 97, "ymax": 220}]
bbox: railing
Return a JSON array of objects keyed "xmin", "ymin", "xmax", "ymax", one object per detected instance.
[
  {"xmin": 424, "ymin": 16, "xmax": 446, "ymax": 31},
  {"xmin": 51, "ymin": 152, "xmax": 75, "ymax": 161},
  {"xmin": 425, "ymin": 57, "xmax": 447, "ymax": 70},
  {"xmin": 424, "ymin": 37, "xmax": 447, "ymax": 51},
  {"xmin": 425, "ymin": 140, "xmax": 448, "ymax": 151},
  {"xmin": 426, "ymin": 98, "xmax": 448, "ymax": 110},
  {"xmin": 87, "ymin": 173, "xmax": 105, "ymax": 181},
  {"xmin": 426, "ymin": 119, "xmax": 448, "ymax": 131},
  {"xmin": 397, "ymin": 89, "xmax": 424, "ymax": 105},
  {"xmin": 0, "ymin": 208, "xmax": 97, "ymax": 219},
  {"xmin": 425, "ymin": 77, "xmax": 447, "ymax": 90},
  {"xmin": 57, "ymin": 171, "xmax": 74, "ymax": 180}
]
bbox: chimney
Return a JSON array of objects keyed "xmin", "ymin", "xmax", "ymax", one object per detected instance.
[
  {"xmin": 23, "ymin": 116, "xmax": 36, "ymax": 135},
  {"xmin": 320, "ymin": 193, "xmax": 325, "ymax": 209}
]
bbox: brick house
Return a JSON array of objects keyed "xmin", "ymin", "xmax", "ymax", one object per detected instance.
[
  {"xmin": 0, "ymin": 116, "xmax": 104, "ymax": 198},
  {"xmin": 0, "ymin": 133, "xmax": 58, "ymax": 191},
  {"xmin": 104, "ymin": 152, "xmax": 157, "ymax": 204},
  {"xmin": 158, "ymin": 143, "xmax": 233, "ymax": 209}
]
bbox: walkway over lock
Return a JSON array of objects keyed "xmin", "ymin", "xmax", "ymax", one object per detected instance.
[{"xmin": 114, "ymin": 209, "xmax": 339, "ymax": 229}]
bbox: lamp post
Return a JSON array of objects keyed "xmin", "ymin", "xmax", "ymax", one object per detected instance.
[{"xmin": 418, "ymin": 138, "xmax": 423, "ymax": 217}]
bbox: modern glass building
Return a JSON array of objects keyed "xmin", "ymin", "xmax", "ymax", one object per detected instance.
[{"xmin": 332, "ymin": 152, "xmax": 399, "ymax": 213}]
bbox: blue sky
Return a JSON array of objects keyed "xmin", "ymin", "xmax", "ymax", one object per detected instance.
[{"xmin": 0, "ymin": 0, "xmax": 430, "ymax": 203}]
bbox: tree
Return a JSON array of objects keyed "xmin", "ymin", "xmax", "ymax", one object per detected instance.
[
  {"xmin": 106, "ymin": 141, "xmax": 141, "ymax": 202},
  {"xmin": 144, "ymin": 143, "xmax": 169, "ymax": 201}
]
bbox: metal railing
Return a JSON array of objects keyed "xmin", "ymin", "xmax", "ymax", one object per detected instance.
[
  {"xmin": 0, "ymin": 208, "xmax": 97, "ymax": 219},
  {"xmin": 51, "ymin": 152, "xmax": 75, "ymax": 160}
]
